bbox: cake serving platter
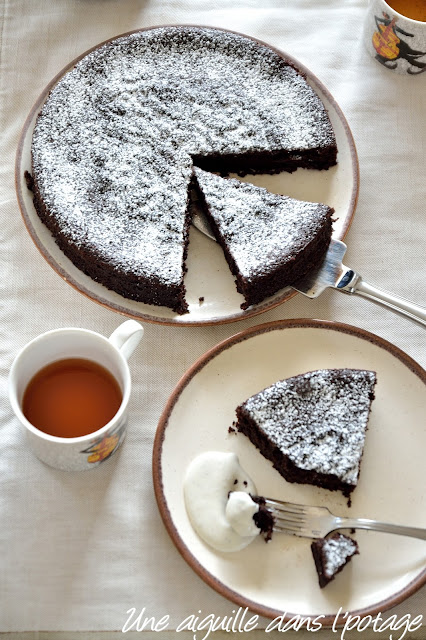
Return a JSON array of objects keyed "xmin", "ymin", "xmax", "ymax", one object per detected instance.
[
  {"xmin": 153, "ymin": 318, "xmax": 426, "ymax": 623},
  {"xmin": 16, "ymin": 27, "xmax": 359, "ymax": 326}
]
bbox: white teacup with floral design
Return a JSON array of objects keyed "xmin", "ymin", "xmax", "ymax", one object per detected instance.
[
  {"xmin": 364, "ymin": 0, "xmax": 426, "ymax": 74},
  {"xmin": 9, "ymin": 320, "xmax": 144, "ymax": 471}
]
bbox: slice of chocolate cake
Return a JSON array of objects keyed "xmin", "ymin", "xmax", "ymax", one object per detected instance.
[
  {"xmin": 311, "ymin": 533, "xmax": 359, "ymax": 588},
  {"xmin": 236, "ymin": 369, "xmax": 377, "ymax": 498},
  {"xmin": 193, "ymin": 168, "xmax": 333, "ymax": 309}
]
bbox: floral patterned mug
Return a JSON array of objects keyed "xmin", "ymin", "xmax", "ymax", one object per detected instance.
[
  {"xmin": 364, "ymin": 0, "xmax": 426, "ymax": 75},
  {"xmin": 9, "ymin": 320, "xmax": 144, "ymax": 471}
]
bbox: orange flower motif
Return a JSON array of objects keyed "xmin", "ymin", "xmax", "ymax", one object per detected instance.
[
  {"xmin": 372, "ymin": 19, "xmax": 400, "ymax": 60},
  {"xmin": 86, "ymin": 434, "xmax": 120, "ymax": 463}
]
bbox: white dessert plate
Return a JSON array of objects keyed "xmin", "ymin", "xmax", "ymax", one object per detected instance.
[
  {"xmin": 15, "ymin": 27, "xmax": 359, "ymax": 326},
  {"xmin": 153, "ymin": 319, "xmax": 426, "ymax": 623}
]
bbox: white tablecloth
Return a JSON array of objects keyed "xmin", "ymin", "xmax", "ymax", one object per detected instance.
[{"xmin": 0, "ymin": 0, "xmax": 425, "ymax": 633}]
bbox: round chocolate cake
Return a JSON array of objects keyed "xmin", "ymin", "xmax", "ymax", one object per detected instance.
[{"xmin": 28, "ymin": 26, "xmax": 337, "ymax": 313}]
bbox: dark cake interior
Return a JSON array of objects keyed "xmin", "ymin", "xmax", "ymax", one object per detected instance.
[
  {"xmin": 311, "ymin": 533, "xmax": 359, "ymax": 588},
  {"xmin": 251, "ymin": 495, "xmax": 275, "ymax": 542},
  {"xmin": 236, "ymin": 369, "xmax": 377, "ymax": 498},
  {"xmin": 192, "ymin": 168, "xmax": 333, "ymax": 309},
  {"xmin": 28, "ymin": 26, "xmax": 337, "ymax": 313}
]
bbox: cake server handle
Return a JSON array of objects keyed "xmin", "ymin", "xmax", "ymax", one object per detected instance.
[{"xmin": 337, "ymin": 271, "xmax": 426, "ymax": 327}]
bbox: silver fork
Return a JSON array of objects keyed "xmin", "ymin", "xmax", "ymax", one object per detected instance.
[{"xmin": 264, "ymin": 498, "xmax": 426, "ymax": 541}]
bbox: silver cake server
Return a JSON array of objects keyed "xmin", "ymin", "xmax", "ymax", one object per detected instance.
[
  {"xmin": 292, "ymin": 238, "xmax": 426, "ymax": 327},
  {"xmin": 192, "ymin": 209, "xmax": 426, "ymax": 326}
]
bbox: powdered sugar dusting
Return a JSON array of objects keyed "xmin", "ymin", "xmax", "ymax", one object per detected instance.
[
  {"xmin": 241, "ymin": 369, "xmax": 377, "ymax": 485},
  {"xmin": 322, "ymin": 534, "xmax": 358, "ymax": 577},
  {"xmin": 194, "ymin": 168, "xmax": 331, "ymax": 279},
  {"xmin": 31, "ymin": 26, "xmax": 336, "ymax": 288}
]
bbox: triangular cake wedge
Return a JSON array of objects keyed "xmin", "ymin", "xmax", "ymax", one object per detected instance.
[
  {"xmin": 311, "ymin": 533, "xmax": 359, "ymax": 588},
  {"xmin": 193, "ymin": 168, "xmax": 333, "ymax": 309},
  {"xmin": 235, "ymin": 369, "xmax": 377, "ymax": 498}
]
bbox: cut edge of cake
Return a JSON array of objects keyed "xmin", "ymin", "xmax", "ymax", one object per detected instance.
[{"xmin": 25, "ymin": 171, "xmax": 192, "ymax": 315}]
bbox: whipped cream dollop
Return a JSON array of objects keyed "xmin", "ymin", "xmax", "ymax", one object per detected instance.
[
  {"xmin": 183, "ymin": 451, "xmax": 261, "ymax": 552},
  {"xmin": 225, "ymin": 491, "xmax": 261, "ymax": 537}
]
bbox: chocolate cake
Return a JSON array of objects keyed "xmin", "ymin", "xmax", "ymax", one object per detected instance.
[
  {"xmin": 193, "ymin": 168, "xmax": 333, "ymax": 308},
  {"xmin": 311, "ymin": 534, "xmax": 359, "ymax": 588},
  {"xmin": 28, "ymin": 26, "xmax": 337, "ymax": 313},
  {"xmin": 251, "ymin": 495, "xmax": 275, "ymax": 542},
  {"xmin": 236, "ymin": 369, "xmax": 377, "ymax": 498}
]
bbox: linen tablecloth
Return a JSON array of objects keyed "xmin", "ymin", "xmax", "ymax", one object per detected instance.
[{"xmin": 1, "ymin": 0, "xmax": 425, "ymax": 635}]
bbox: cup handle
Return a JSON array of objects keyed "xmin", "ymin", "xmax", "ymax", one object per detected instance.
[{"xmin": 109, "ymin": 320, "xmax": 144, "ymax": 360}]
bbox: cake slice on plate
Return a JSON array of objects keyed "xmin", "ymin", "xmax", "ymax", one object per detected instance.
[
  {"xmin": 192, "ymin": 168, "xmax": 333, "ymax": 309},
  {"xmin": 235, "ymin": 369, "xmax": 377, "ymax": 498},
  {"xmin": 311, "ymin": 533, "xmax": 359, "ymax": 588}
]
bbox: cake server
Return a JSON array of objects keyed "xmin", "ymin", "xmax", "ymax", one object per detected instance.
[
  {"xmin": 291, "ymin": 238, "xmax": 426, "ymax": 327},
  {"xmin": 192, "ymin": 208, "xmax": 426, "ymax": 326},
  {"xmin": 265, "ymin": 498, "xmax": 426, "ymax": 540}
]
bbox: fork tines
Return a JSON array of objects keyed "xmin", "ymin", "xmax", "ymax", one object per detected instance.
[{"xmin": 264, "ymin": 498, "xmax": 309, "ymax": 535}]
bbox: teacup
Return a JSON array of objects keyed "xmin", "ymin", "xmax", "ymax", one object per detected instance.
[
  {"xmin": 364, "ymin": 0, "xmax": 426, "ymax": 74},
  {"xmin": 9, "ymin": 320, "xmax": 144, "ymax": 471}
]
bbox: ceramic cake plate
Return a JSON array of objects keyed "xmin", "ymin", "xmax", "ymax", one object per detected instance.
[
  {"xmin": 16, "ymin": 28, "xmax": 359, "ymax": 326},
  {"xmin": 153, "ymin": 319, "xmax": 426, "ymax": 623}
]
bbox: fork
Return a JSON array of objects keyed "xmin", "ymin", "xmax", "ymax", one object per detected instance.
[{"xmin": 264, "ymin": 498, "xmax": 426, "ymax": 541}]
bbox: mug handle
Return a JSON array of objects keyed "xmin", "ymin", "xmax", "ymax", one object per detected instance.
[{"xmin": 109, "ymin": 320, "xmax": 144, "ymax": 360}]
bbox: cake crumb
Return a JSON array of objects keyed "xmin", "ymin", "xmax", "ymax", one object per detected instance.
[{"xmin": 24, "ymin": 170, "xmax": 34, "ymax": 191}]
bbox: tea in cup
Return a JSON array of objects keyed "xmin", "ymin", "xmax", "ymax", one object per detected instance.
[
  {"xmin": 384, "ymin": 0, "xmax": 426, "ymax": 22},
  {"xmin": 22, "ymin": 357, "xmax": 123, "ymax": 439}
]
